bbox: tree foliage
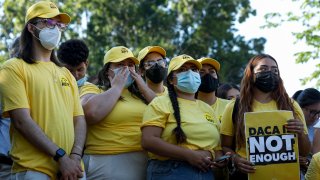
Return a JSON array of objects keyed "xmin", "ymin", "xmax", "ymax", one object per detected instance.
[
  {"xmin": 0, "ymin": 0, "xmax": 266, "ymax": 84},
  {"xmin": 264, "ymin": 0, "xmax": 320, "ymax": 87}
]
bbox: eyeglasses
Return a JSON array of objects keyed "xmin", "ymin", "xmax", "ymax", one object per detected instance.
[
  {"xmin": 144, "ymin": 59, "xmax": 166, "ymax": 68},
  {"xmin": 305, "ymin": 108, "xmax": 320, "ymax": 118},
  {"xmin": 34, "ymin": 18, "xmax": 68, "ymax": 31}
]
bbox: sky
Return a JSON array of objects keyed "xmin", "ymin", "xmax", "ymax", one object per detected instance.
[{"xmin": 236, "ymin": 0, "xmax": 318, "ymax": 96}]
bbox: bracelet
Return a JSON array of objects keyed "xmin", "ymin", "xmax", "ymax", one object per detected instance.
[{"xmin": 70, "ymin": 152, "xmax": 82, "ymax": 157}]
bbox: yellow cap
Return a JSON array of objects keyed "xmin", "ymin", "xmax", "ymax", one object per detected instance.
[
  {"xmin": 197, "ymin": 57, "xmax": 221, "ymax": 72},
  {"xmin": 137, "ymin": 46, "xmax": 166, "ymax": 62},
  {"xmin": 167, "ymin": 54, "xmax": 202, "ymax": 75},
  {"xmin": 25, "ymin": 1, "xmax": 71, "ymax": 24},
  {"xmin": 103, "ymin": 46, "xmax": 139, "ymax": 65}
]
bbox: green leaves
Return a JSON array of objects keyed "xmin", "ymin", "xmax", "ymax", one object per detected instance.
[{"xmin": 0, "ymin": 0, "xmax": 265, "ymax": 85}]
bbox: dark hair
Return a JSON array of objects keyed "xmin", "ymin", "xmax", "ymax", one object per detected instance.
[
  {"xmin": 167, "ymin": 73, "xmax": 187, "ymax": 144},
  {"xmin": 292, "ymin": 90, "xmax": 303, "ymax": 101},
  {"xmin": 216, "ymin": 83, "xmax": 240, "ymax": 99},
  {"xmin": 235, "ymin": 54, "xmax": 296, "ymax": 148},
  {"xmin": 57, "ymin": 39, "xmax": 89, "ymax": 67},
  {"xmin": 18, "ymin": 18, "xmax": 61, "ymax": 66},
  {"xmin": 294, "ymin": 88, "xmax": 320, "ymax": 108},
  {"xmin": 96, "ymin": 63, "xmax": 147, "ymax": 104},
  {"xmin": 9, "ymin": 36, "xmax": 20, "ymax": 58}
]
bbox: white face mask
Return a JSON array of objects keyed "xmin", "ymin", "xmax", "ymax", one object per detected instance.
[{"xmin": 33, "ymin": 26, "xmax": 61, "ymax": 50}]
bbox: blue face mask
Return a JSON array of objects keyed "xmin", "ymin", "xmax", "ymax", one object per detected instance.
[
  {"xmin": 175, "ymin": 70, "xmax": 201, "ymax": 93},
  {"xmin": 77, "ymin": 76, "xmax": 87, "ymax": 87},
  {"xmin": 113, "ymin": 67, "xmax": 134, "ymax": 88}
]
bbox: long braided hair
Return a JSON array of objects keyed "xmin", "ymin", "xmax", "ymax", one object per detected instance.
[{"xmin": 167, "ymin": 72, "xmax": 187, "ymax": 144}]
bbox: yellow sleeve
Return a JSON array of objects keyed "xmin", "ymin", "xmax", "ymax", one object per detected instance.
[
  {"xmin": 305, "ymin": 153, "xmax": 320, "ymax": 180},
  {"xmin": 292, "ymin": 100, "xmax": 308, "ymax": 134},
  {"xmin": 67, "ymin": 71, "xmax": 84, "ymax": 117},
  {"xmin": 220, "ymin": 100, "xmax": 236, "ymax": 136},
  {"xmin": 141, "ymin": 97, "xmax": 168, "ymax": 129},
  {"xmin": 79, "ymin": 83, "xmax": 103, "ymax": 97},
  {"xmin": 0, "ymin": 61, "xmax": 29, "ymax": 117}
]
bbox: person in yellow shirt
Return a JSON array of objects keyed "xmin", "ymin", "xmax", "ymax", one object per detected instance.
[
  {"xmin": 305, "ymin": 152, "xmax": 320, "ymax": 180},
  {"xmin": 196, "ymin": 57, "xmax": 230, "ymax": 126},
  {"xmin": 138, "ymin": 46, "xmax": 168, "ymax": 96},
  {"xmin": 220, "ymin": 54, "xmax": 310, "ymax": 180},
  {"xmin": 141, "ymin": 54, "xmax": 228, "ymax": 180},
  {"xmin": 196, "ymin": 57, "xmax": 230, "ymax": 180},
  {"xmin": 0, "ymin": 1, "xmax": 87, "ymax": 179},
  {"xmin": 80, "ymin": 46, "xmax": 156, "ymax": 180},
  {"xmin": 57, "ymin": 39, "xmax": 90, "ymax": 87}
]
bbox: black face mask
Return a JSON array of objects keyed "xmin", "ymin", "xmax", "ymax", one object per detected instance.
[
  {"xmin": 145, "ymin": 63, "xmax": 166, "ymax": 84},
  {"xmin": 254, "ymin": 71, "xmax": 279, "ymax": 93},
  {"xmin": 198, "ymin": 74, "xmax": 219, "ymax": 93}
]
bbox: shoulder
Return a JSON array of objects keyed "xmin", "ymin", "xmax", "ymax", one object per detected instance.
[{"xmin": 1, "ymin": 58, "xmax": 24, "ymax": 69}]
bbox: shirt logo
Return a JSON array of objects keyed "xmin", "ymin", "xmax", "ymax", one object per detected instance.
[
  {"xmin": 61, "ymin": 77, "xmax": 70, "ymax": 87},
  {"xmin": 204, "ymin": 113, "xmax": 214, "ymax": 123}
]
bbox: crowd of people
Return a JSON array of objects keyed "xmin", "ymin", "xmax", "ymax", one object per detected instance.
[{"xmin": 0, "ymin": 1, "xmax": 319, "ymax": 180}]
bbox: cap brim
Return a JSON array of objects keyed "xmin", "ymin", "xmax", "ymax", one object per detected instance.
[
  {"xmin": 109, "ymin": 57, "xmax": 139, "ymax": 65},
  {"xmin": 171, "ymin": 60, "xmax": 202, "ymax": 72},
  {"xmin": 38, "ymin": 12, "xmax": 71, "ymax": 24},
  {"xmin": 198, "ymin": 59, "xmax": 220, "ymax": 71},
  {"xmin": 147, "ymin": 46, "xmax": 166, "ymax": 57}
]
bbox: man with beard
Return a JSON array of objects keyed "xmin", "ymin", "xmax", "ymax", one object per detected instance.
[{"xmin": 138, "ymin": 46, "xmax": 168, "ymax": 96}]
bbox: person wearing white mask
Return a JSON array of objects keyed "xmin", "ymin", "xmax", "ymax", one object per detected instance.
[
  {"xmin": 0, "ymin": 1, "xmax": 87, "ymax": 179},
  {"xmin": 58, "ymin": 39, "xmax": 90, "ymax": 87}
]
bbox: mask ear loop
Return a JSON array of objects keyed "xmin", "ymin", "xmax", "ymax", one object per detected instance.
[{"xmin": 28, "ymin": 23, "xmax": 43, "ymax": 42}]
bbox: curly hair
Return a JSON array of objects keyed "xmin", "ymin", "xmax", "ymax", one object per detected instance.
[{"xmin": 57, "ymin": 39, "xmax": 89, "ymax": 67}]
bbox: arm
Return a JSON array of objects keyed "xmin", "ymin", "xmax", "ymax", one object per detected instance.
[
  {"xmin": 81, "ymin": 69, "xmax": 128, "ymax": 125},
  {"xmin": 70, "ymin": 115, "xmax": 87, "ymax": 156},
  {"xmin": 129, "ymin": 68, "xmax": 156, "ymax": 103},
  {"xmin": 9, "ymin": 108, "xmax": 83, "ymax": 179},
  {"xmin": 221, "ymin": 134, "xmax": 255, "ymax": 173},
  {"xmin": 141, "ymin": 126, "xmax": 212, "ymax": 172}
]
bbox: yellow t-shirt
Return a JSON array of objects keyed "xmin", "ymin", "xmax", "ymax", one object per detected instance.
[
  {"xmin": 211, "ymin": 97, "xmax": 230, "ymax": 128},
  {"xmin": 156, "ymin": 86, "xmax": 168, "ymax": 96},
  {"xmin": 220, "ymin": 99, "xmax": 307, "ymax": 158},
  {"xmin": 305, "ymin": 152, "xmax": 320, "ymax": 180},
  {"xmin": 0, "ymin": 58, "xmax": 83, "ymax": 178},
  {"xmin": 141, "ymin": 95, "xmax": 221, "ymax": 160},
  {"xmin": 80, "ymin": 83, "xmax": 147, "ymax": 154}
]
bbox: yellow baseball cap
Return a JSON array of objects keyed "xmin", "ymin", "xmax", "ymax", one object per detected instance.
[
  {"xmin": 103, "ymin": 46, "xmax": 139, "ymax": 65},
  {"xmin": 197, "ymin": 57, "xmax": 221, "ymax": 72},
  {"xmin": 167, "ymin": 54, "xmax": 202, "ymax": 75},
  {"xmin": 137, "ymin": 46, "xmax": 166, "ymax": 62},
  {"xmin": 25, "ymin": 1, "xmax": 71, "ymax": 24}
]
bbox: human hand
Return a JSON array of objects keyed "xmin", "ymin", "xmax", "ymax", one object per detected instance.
[
  {"xmin": 285, "ymin": 119, "xmax": 304, "ymax": 135},
  {"xmin": 234, "ymin": 155, "xmax": 256, "ymax": 174},
  {"xmin": 186, "ymin": 150, "xmax": 212, "ymax": 172},
  {"xmin": 58, "ymin": 155, "xmax": 83, "ymax": 180},
  {"xmin": 109, "ymin": 67, "xmax": 130, "ymax": 90}
]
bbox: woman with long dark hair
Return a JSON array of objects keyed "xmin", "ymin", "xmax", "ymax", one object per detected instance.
[
  {"xmin": 220, "ymin": 54, "xmax": 310, "ymax": 179},
  {"xmin": 141, "ymin": 54, "xmax": 226, "ymax": 180}
]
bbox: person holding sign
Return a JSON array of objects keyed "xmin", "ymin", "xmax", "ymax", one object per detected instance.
[
  {"xmin": 220, "ymin": 54, "xmax": 310, "ymax": 180},
  {"xmin": 141, "ymin": 55, "xmax": 227, "ymax": 180}
]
